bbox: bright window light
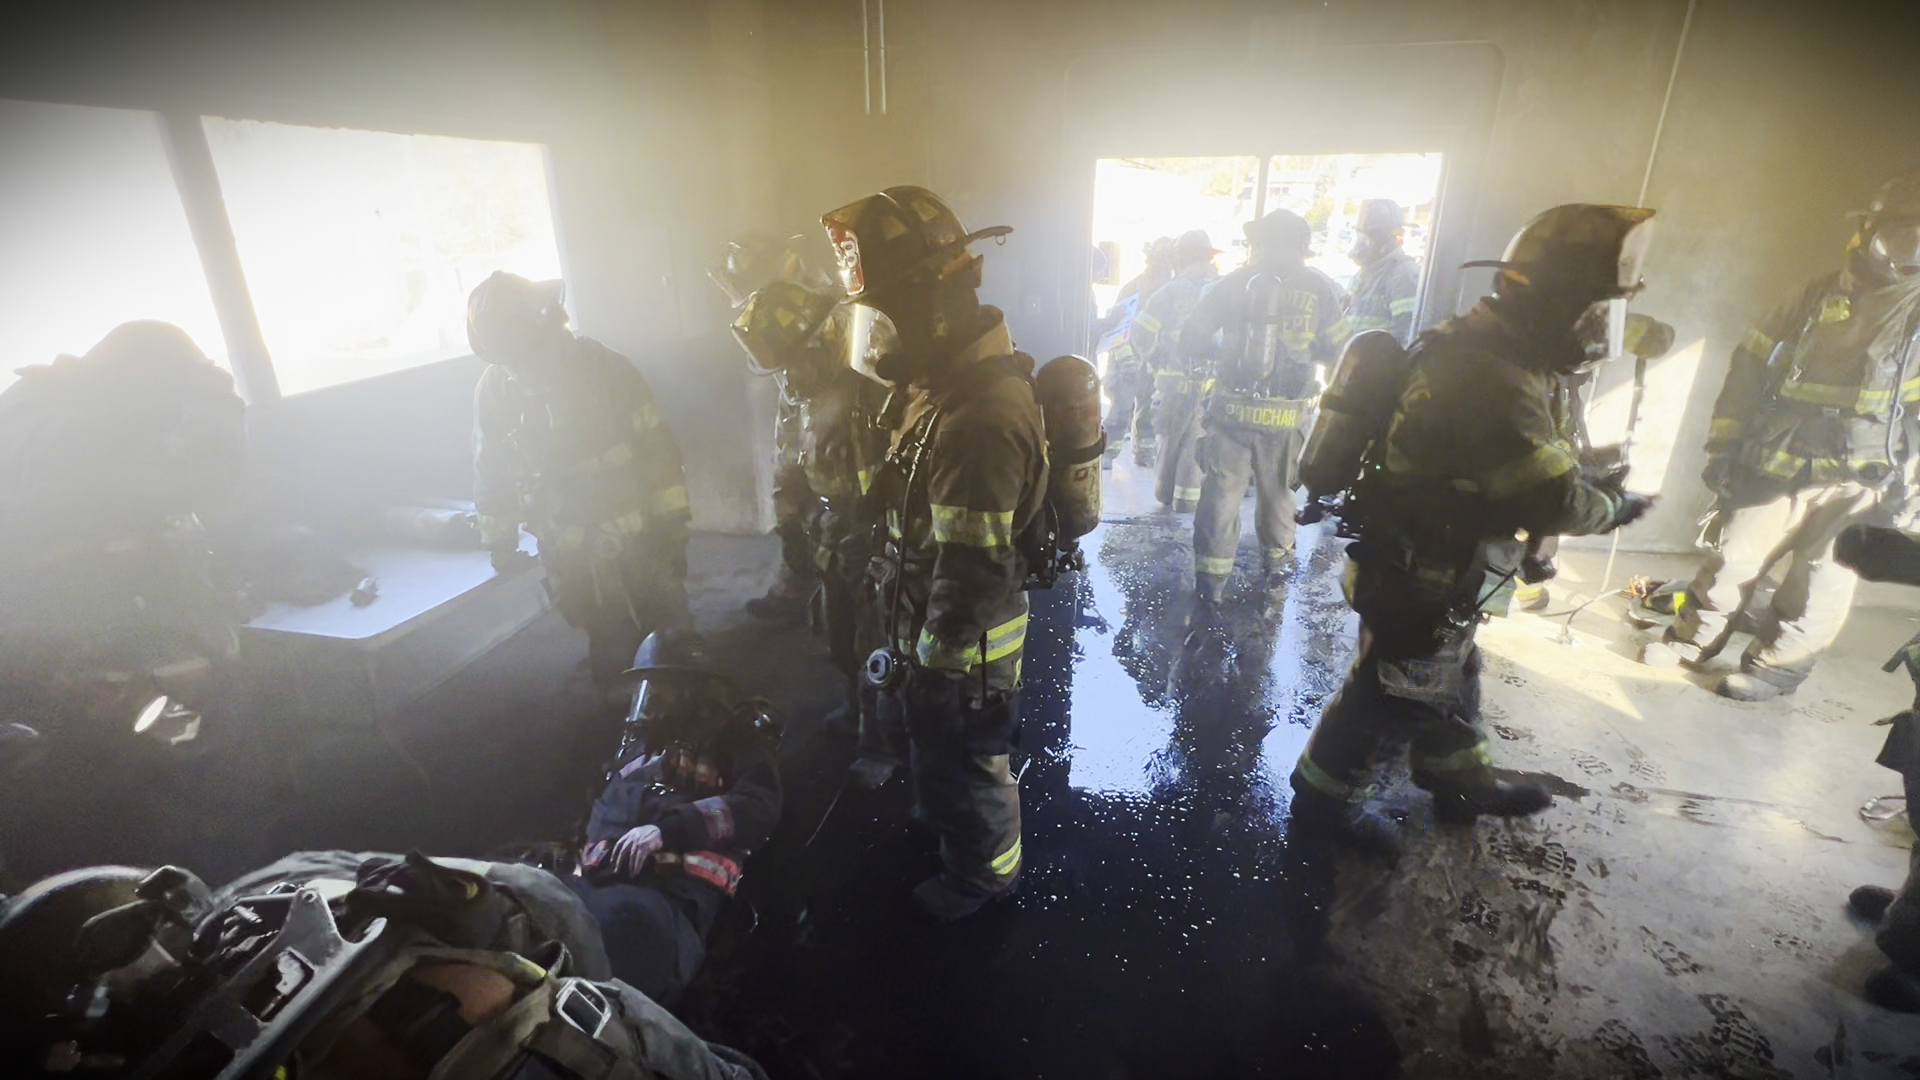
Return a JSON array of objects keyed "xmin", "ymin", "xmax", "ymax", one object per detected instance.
[
  {"xmin": 1091, "ymin": 151, "xmax": 1444, "ymax": 314},
  {"xmin": 202, "ymin": 118, "xmax": 562, "ymax": 396},
  {"xmin": 0, "ymin": 100, "xmax": 227, "ymax": 392}
]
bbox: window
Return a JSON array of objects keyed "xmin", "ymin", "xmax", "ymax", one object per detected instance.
[
  {"xmin": 0, "ymin": 100, "xmax": 227, "ymax": 391},
  {"xmin": 202, "ymin": 118, "xmax": 562, "ymax": 396}
]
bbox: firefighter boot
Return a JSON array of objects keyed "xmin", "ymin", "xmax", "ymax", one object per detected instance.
[
  {"xmin": 1286, "ymin": 783, "xmax": 1400, "ymax": 860},
  {"xmin": 1431, "ymin": 780, "xmax": 1554, "ymax": 825},
  {"xmin": 913, "ymin": 870, "xmax": 1021, "ymax": 922},
  {"xmin": 1865, "ymin": 968, "xmax": 1920, "ymax": 1014},
  {"xmin": 1852, "ymin": 885, "xmax": 1899, "ymax": 922}
]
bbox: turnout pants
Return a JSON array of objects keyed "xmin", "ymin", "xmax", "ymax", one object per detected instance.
[
  {"xmin": 894, "ymin": 679, "xmax": 1023, "ymax": 895},
  {"xmin": 549, "ymin": 544, "xmax": 690, "ymax": 688},
  {"xmin": 1192, "ymin": 419, "xmax": 1304, "ymax": 601},
  {"xmin": 1876, "ymin": 713, "xmax": 1920, "ymax": 973},
  {"xmin": 1103, "ymin": 360, "xmax": 1153, "ymax": 461},
  {"xmin": 1154, "ymin": 378, "xmax": 1207, "ymax": 510},
  {"xmin": 1292, "ymin": 622, "xmax": 1500, "ymax": 804},
  {"xmin": 567, "ymin": 877, "xmax": 721, "ymax": 1008},
  {"xmin": 1670, "ymin": 483, "xmax": 1872, "ymax": 690},
  {"xmin": 770, "ymin": 462, "xmax": 820, "ymax": 600}
]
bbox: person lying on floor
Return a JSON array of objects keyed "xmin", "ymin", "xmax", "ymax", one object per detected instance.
[{"xmin": 567, "ymin": 630, "xmax": 783, "ymax": 1007}]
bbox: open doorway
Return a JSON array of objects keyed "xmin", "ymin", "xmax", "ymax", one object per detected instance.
[{"xmin": 1088, "ymin": 151, "xmax": 1445, "ymax": 363}]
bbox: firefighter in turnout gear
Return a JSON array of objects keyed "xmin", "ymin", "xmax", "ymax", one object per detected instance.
[
  {"xmin": 571, "ymin": 631, "xmax": 782, "ymax": 1008},
  {"xmin": 470, "ymin": 272, "xmax": 692, "ymax": 690},
  {"xmin": 1099, "ymin": 236, "xmax": 1177, "ymax": 466},
  {"xmin": 1642, "ymin": 172, "xmax": 1920, "ymax": 700},
  {"xmin": 0, "ymin": 850, "xmax": 768, "ymax": 1079},
  {"xmin": 1135, "ymin": 230, "xmax": 1222, "ymax": 509},
  {"xmin": 1183, "ymin": 209, "xmax": 1351, "ymax": 610},
  {"xmin": 710, "ymin": 234, "xmax": 829, "ymax": 624},
  {"xmin": 1346, "ymin": 199, "xmax": 1423, "ymax": 346},
  {"xmin": 1291, "ymin": 205, "xmax": 1660, "ymax": 849},
  {"xmin": 822, "ymin": 186, "xmax": 1047, "ymax": 920},
  {"xmin": 729, "ymin": 280, "xmax": 891, "ymax": 729}
]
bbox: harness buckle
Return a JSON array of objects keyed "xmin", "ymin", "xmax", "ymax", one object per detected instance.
[{"xmin": 555, "ymin": 979, "xmax": 612, "ymax": 1039}]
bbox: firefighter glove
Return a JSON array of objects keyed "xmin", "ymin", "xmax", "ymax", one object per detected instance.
[{"xmin": 583, "ymin": 824, "xmax": 664, "ymax": 878}]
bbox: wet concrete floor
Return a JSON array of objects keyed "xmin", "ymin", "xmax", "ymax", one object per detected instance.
[{"xmin": 12, "ymin": 455, "xmax": 1920, "ymax": 1077}]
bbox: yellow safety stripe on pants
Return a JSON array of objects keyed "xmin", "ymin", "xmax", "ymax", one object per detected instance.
[
  {"xmin": 1134, "ymin": 313, "xmax": 1162, "ymax": 334},
  {"xmin": 1195, "ymin": 554, "xmax": 1236, "ymax": 577},
  {"xmin": 1321, "ymin": 316, "xmax": 1352, "ymax": 343},
  {"xmin": 1293, "ymin": 752, "xmax": 1362, "ymax": 801},
  {"xmin": 914, "ymin": 609, "xmax": 1029, "ymax": 672},
  {"xmin": 1411, "ymin": 741, "xmax": 1493, "ymax": 775},
  {"xmin": 653, "ymin": 485, "xmax": 689, "ymax": 515},
  {"xmin": 632, "ymin": 402, "xmax": 662, "ymax": 432},
  {"xmin": 1264, "ymin": 547, "xmax": 1291, "ymax": 563},
  {"xmin": 1708, "ymin": 417, "xmax": 1746, "ymax": 443},
  {"xmin": 1352, "ymin": 316, "xmax": 1390, "ymax": 332},
  {"xmin": 983, "ymin": 609, "xmax": 1029, "ymax": 662},
  {"xmin": 990, "ymin": 836, "xmax": 1022, "ymax": 878},
  {"xmin": 1758, "ymin": 447, "xmax": 1808, "ymax": 480},
  {"xmin": 1388, "ymin": 297, "xmax": 1418, "ymax": 317},
  {"xmin": 1174, "ymin": 485, "xmax": 1203, "ymax": 503},
  {"xmin": 1468, "ymin": 442, "xmax": 1579, "ymax": 500},
  {"xmin": 858, "ymin": 468, "xmax": 874, "ymax": 495},
  {"xmin": 929, "ymin": 504, "xmax": 1016, "ymax": 548},
  {"xmin": 1741, "ymin": 327, "xmax": 1774, "ymax": 357}
]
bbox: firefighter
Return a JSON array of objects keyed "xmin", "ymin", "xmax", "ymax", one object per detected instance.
[
  {"xmin": 0, "ymin": 851, "xmax": 767, "ymax": 1079},
  {"xmin": 1346, "ymin": 199, "xmax": 1423, "ymax": 346},
  {"xmin": 1833, "ymin": 523, "xmax": 1920, "ymax": 1012},
  {"xmin": 821, "ymin": 186, "xmax": 1047, "ymax": 920},
  {"xmin": 709, "ymin": 234, "xmax": 827, "ymax": 624},
  {"xmin": 1290, "ymin": 205, "xmax": 1660, "ymax": 848},
  {"xmin": 728, "ymin": 281, "xmax": 891, "ymax": 729},
  {"xmin": 470, "ymin": 272, "xmax": 692, "ymax": 691},
  {"xmin": 1134, "ymin": 230, "xmax": 1222, "ymax": 510},
  {"xmin": 1099, "ymin": 236, "xmax": 1177, "ymax": 466},
  {"xmin": 571, "ymin": 631, "xmax": 782, "ymax": 1008},
  {"xmin": 1642, "ymin": 172, "xmax": 1920, "ymax": 700},
  {"xmin": 1182, "ymin": 209, "xmax": 1351, "ymax": 612}
]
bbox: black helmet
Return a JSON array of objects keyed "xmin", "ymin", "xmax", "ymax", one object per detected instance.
[
  {"xmin": 466, "ymin": 271, "xmax": 568, "ymax": 366},
  {"xmin": 622, "ymin": 631, "xmax": 731, "ymax": 751},
  {"xmin": 625, "ymin": 629, "xmax": 726, "ymax": 680},
  {"xmin": 822, "ymin": 186, "xmax": 1011, "ymax": 303},
  {"xmin": 1243, "ymin": 210, "xmax": 1311, "ymax": 262},
  {"xmin": 1463, "ymin": 204, "xmax": 1656, "ymax": 305},
  {"xmin": 731, "ymin": 280, "xmax": 843, "ymax": 377},
  {"xmin": 1353, "ymin": 199, "xmax": 1407, "ymax": 234},
  {"xmin": 1853, "ymin": 171, "xmax": 1920, "ymax": 280},
  {"xmin": 1172, "ymin": 229, "xmax": 1221, "ymax": 267},
  {"xmin": 1145, "ymin": 236, "xmax": 1177, "ymax": 267},
  {"xmin": 0, "ymin": 866, "xmax": 151, "ymax": 1041}
]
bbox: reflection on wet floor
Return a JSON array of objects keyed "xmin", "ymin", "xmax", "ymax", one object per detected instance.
[{"xmin": 685, "ymin": 505, "xmax": 1400, "ymax": 1079}]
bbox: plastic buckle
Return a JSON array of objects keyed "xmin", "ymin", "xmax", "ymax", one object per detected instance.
[{"xmin": 555, "ymin": 980, "xmax": 611, "ymax": 1040}]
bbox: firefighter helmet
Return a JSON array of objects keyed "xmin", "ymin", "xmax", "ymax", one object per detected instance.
[
  {"xmin": 1244, "ymin": 210, "xmax": 1311, "ymax": 264},
  {"xmin": 466, "ymin": 271, "xmax": 568, "ymax": 365},
  {"xmin": 730, "ymin": 280, "xmax": 843, "ymax": 377},
  {"xmin": 821, "ymin": 186, "xmax": 1011, "ymax": 303},
  {"xmin": 1463, "ymin": 204, "xmax": 1656, "ymax": 303},
  {"xmin": 1145, "ymin": 235, "xmax": 1178, "ymax": 267},
  {"xmin": 709, "ymin": 233, "xmax": 808, "ymax": 307},
  {"xmin": 1354, "ymin": 199, "xmax": 1407, "ymax": 234},
  {"xmin": 1172, "ymin": 229, "xmax": 1221, "ymax": 267},
  {"xmin": 1855, "ymin": 171, "xmax": 1920, "ymax": 279}
]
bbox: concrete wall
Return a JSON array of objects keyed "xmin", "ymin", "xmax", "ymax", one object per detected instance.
[{"xmin": 758, "ymin": 0, "xmax": 1920, "ymax": 552}]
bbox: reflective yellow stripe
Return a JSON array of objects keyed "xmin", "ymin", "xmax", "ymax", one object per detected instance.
[
  {"xmin": 1174, "ymin": 486, "xmax": 1203, "ymax": 502},
  {"xmin": 1293, "ymin": 752, "xmax": 1362, "ymax": 801},
  {"xmin": 1195, "ymin": 554, "xmax": 1235, "ymax": 577},
  {"xmin": 1388, "ymin": 297, "xmax": 1417, "ymax": 316},
  {"xmin": 916, "ymin": 629, "xmax": 976, "ymax": 672},
  {"xmin": 1472, "ymin": 443, "xmax": 1578, "ymax": 500},
  {"xmin": 1263, "ymin": 546, "xmax": 1291, "ymax": 563},
  {"xmin": 1819, "ymin": 294, "xmax": 1852, "ymax": 323},
  {"xmin": 632, "ymin": 403, "xmax": 662, "ymax": 431},
  {"xmin": 653, "ymin": 485, "xmax": 689, "ymax": 514},
  {"xmin": 1134, "ymin": 313, "xmax": 1162, "ymax": 333},
  {"xmin": 1320, "ymin": 317, "xmax": 1352, "ymax": 342},
  {"xmin": 929, "ymin": 504, "xmax": 1016, "ymax": 548},
  {"xmin": 857, "ymin": 468, "xmax": 874, "ymax": 494},
  {"xmin": 1759, "ymin": 447, "xmax": 1808, "ymax": 479},
  {"xmin": 1411, "ymin": 740, "xmax": 1493, "ymax": 775},
  {"xmin": 1352, "ymin": 316, "xmax": 1391, "ymax": 332},
  {"xmin": 983, "ymin": 610, "xmax": 1028, "ymax": 662},
  {"xmin": 1708, "ymin": 417, "xmax": 1746, "ymax": 442},
  {"xmin": 1741, "ymin": 327, "xmax": 1775, "ymax": 356},
  {"xmin": 1220, "ymin": 398, "xmax": 1310, "ymax": 429},
  {"xmin": 1779, "ymin": 380, "xmax": 1887, "ymax": 411},
  {"xmin": 990, "ymin": 836, "xmax": 1022, "ymax": 877},
  {"xmin": 612, "ymin": 510, "xmax": 646, "ymax": 535}
]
